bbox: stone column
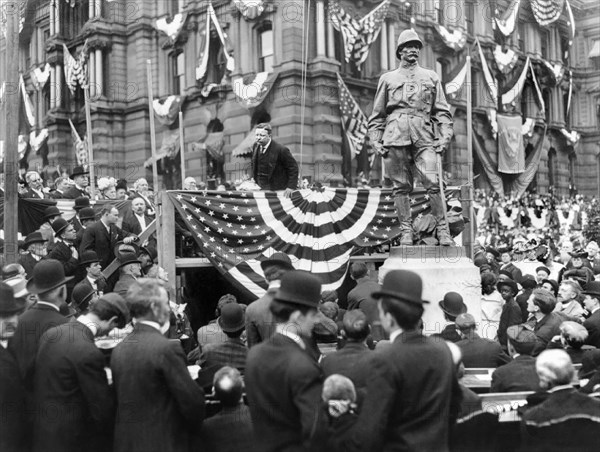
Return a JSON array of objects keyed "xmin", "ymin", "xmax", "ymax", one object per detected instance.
[
  {"xmin": 95, "ymin": 49, "xmax": 103, "ymax": 97},
  {"xmin": 387, "ymin": 22, "xmax": 396, "ymax": 69},
  {"xmin": 316, "ymin": 0, "xmax": 326, "ymax": 57},
  {"xmin": 55, "ymin": 65, "xmax": 62, "ymax": 108},
  {"xmin": 50, "ymin": 0, "xmax": 55, "ymax": 35},
  {"xmin": 50, "ymin": 66, "xmax": 56, "ymax": 107},
  {"xmin": 380, "ymin": 21, "xmax": 388, "ymax": 71},
  {"xmin": 327, "ymin": 21, "xmax": 336, "ymax": 58},
  {"xmin": 89, "ymin": 50, "xmax": 96, "ymax": 96},
  {"xmin": 89, "ymin": 0, "xmax": 95, "ymax": 18}
]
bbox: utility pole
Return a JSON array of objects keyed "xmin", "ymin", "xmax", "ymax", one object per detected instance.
[{"xmin": 3, "ymin": 0, "xmax": 21, "ymax": 264}]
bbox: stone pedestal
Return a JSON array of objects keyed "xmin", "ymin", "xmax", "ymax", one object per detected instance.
[{"xmin": 379, "ymin": 246, "xmax": 482, "ymax": 337}]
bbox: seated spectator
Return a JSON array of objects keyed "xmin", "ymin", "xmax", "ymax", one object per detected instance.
[
  {"xmin": 497, "ymin": 279, "xmax": 523, "ymax": 348},
  {"xmin": 321, "ymin": 310, "xmax": 373, "ymax": 395},
  {"xmin": 455, "ymin": 313, "xmax": 511, "ymax": 368},
  {"xmin": 112, "ymin": 253, "xmax": 142, "ymax": 298},
  {"xmin": 195, "ymin": 367, "xmax": 257, "ymax": 452},
  {"xmin": 97, "ymin": 177, "xmax": 117, "ymax": 200},
  {"xmin": 432, "ymin": 292, "xmax": 467, "ymax": 343},
  {"xmin": 115, "ymin": 179, "xmax": 129, "ymax": 200},
  {"xmin": 521, "ymin": 350, "xmax": 600, "ymax": 451},
  {"xmin": 517, "ymin": 275, "xmax": 538, "ymax": 322},
  {"xmin": 491, "ymin": 324, "xmax": 540, "ymax": 393},
  {"xmin": 563, "ymin": 249, "xmax": 595, "ymax": 288},
  {"xmin": 199, "ymin": 303, "xmax": 247, "ymax": 373},
  {"xmin": 583, "ymin": 282, "xmax": 600, "ymax": 348},
  {"xmin": 197, "ymin": 294, "xmax": 238, "ymax": 349},
  {"xmin": 527, "ymin": 288, "xmax": 564, "ymax": 355},
  {"xmin": 547, "ymin": 321, "xmax": 593, "ymax": 364},
  {"xmin": 22, "ymin": 170, "xmax": 47, "ymax": 199},
  {"xmin": 555, "ymin": 280, "xmax": 586, "ymax": 323}
]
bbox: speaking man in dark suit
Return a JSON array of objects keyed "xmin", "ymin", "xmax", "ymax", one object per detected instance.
[
  {"xmin": 122, "ymin": 195, "xmax": 154, "ymax": 236},
  {"xmin": 80, "ymin": 204, "xmax": 137, "ymax": 270},
  {"xmin": 246, "ymin": 271, "xmax": 326, "ymax": 452},
  {"xmin": 0, "ymin": 283, "xmax": 28, "ymax": 452},
  {"xmin": 111, "ymin": 279, "xmax": 205, "ymax": 452},
  {"xmin": 33, "ymin": 293, "xmax": 130, "ymax": 452},
  {"xmin": 250, "ymin": 123, "xmax": 298, "ymax": 196},
  {"xmin": 9, "ymin": 260, "xmax": 71, "ymax": 391},
  {"xmin": 336, "ymin": 270, "xmax": 462, "ymax": 452}
]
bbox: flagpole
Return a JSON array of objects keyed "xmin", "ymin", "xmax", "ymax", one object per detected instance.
[
  {"xmin": 147, "ymin": 60, "xmax": 163, "ymax": 270},
  {"xmin": 84, "ymin": 86, "xmax": 96, "ymax": 199},
  {"xmin": 466, "ymin": 55, "xmax": 475, "ymax": 259},
  {"xmin": 3, "ymin": 0, "xmax": 20, "ymax": 265},
  {"xmin": 179, "ymin": 111, "xmax": 185, "ymax": 187}
]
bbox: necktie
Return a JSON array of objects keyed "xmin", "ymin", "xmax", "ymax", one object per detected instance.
[{"xmin": 261, "ymin": 145, "xmax": 266, "ymax": 154}]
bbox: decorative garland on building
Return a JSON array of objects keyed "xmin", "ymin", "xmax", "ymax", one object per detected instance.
[
  {"xmin": 232, "ymin": 72, "xmax": 279, "ymax": 109},
  {"xmin": 152, "ymin": 95, "xmax": 183, "ymax": 126},
  {"xmin": 501, "ymin": 57, "xmax": 530, "ymax": 108},
  {"xmin": 20, "ymin": 75, "xmax": 35, "ymax": 127},
  {"xmin": 493, "ymin": 45, "xmax": 519, "ymax": 74},
  {"xmin": 196, "ymin": 3, "xmax": 235, "ymax": 83},
  {"xmin": 155, "ymin": 13, "xmax": 188, "ymax": 42},
  {"xmin": 233, "ymin": 0, "xmax": 265, "ymax": 20},
  {"xmin": 476, "ymin": 39, "xmax": 498, "ymax": 105},
  {"xmin": 329, "ymin": 0, "xmax": 390, "ymax": 69},
  {"xmin": 565, "ymin": 0, "xmax": 576, "ymax": 48},
  {"xmin": 494, "ymin": 0, "xmax": 520, "ymax": 37},
  {"xmin": 530, "ymin": 0, "xmax": 565, "ymax": 26},
  {"xmin": 543, "ymin": 60, "xmax": 564, "ymax": 84},
  {"xmin": 566, "ymin": 70, "xmax": 573, "ymax": 114},
  {"xmin": 530, "ymin": 64, "xmax": 545, "ymax": 115},
  {"xmin": 561, "ymin": 128, "xmax": 580, "ymax": 146},
  {"xmin": 445, "ymin": 60, "xmax": 468, "ymax": 99},
  {"xmin": 31, "ymin": 63, "xmax": 51, "ymax": 90},
  {"xmin": 433, "ymin": 24, "xmax": 467, "ymax": 51},
  {"xmin": 30, "ymin": 128, "xmax": 49, "ymax": 152}
]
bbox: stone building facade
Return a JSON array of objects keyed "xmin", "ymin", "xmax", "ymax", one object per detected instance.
[{"xmin": 1, "ymin": 0, "xmax": 599, "ymax": 196}]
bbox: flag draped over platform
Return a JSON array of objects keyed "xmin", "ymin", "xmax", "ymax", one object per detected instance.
[{"xmin": 169, "ymin": 188, "xmax": 456, "ymax": 299}]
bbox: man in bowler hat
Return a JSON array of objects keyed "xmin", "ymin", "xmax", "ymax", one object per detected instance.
[
  {"xmin": 336, "ymin": 270, "xmax": 461, "ymax": 451},
  {"xmin": 245, "ymin": 270, "xmax": 326, "ymax": 452},
  {"xmin": 62, "ymin": 166, "xmax": 90, "ymax": 199},
  {"xmin": 0, "ymin": 282, "xmax": 29, "ymax": 452},
  {"xmin": 433, "ymin": 291, "xmax": 467, "ymax": 342}
]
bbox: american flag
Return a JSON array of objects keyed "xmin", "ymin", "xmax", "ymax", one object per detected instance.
[
  {"xmin": 337, "ymin": 74, "xmax": 368, "ymax": 158},
  {"xmin": 68, "ymin": 119, "xmax": 88, "ymax": 164},
  {"xmin": 63, "ymin": 40, "xmax": 88, "ymax": 94},
  {"xmin": 170, "ymin": 188, "xmax": 456, "ymax": 300},
  {"xmin": 329, "ymin": 0, "xmax": 390, "ymax": 68}
]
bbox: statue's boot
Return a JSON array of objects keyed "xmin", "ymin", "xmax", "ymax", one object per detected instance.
[
  {"xmin": 394, "ymin": 195, "xmax": 414, "ymax": 246},
  {"xmin": 429, "ymin": 192, "xmax": 455, "ymax": 246}
]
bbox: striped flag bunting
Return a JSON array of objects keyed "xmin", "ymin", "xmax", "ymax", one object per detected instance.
[
  {"xmin": 530, "ymin": 0, "xmax": 564, "ymax": 26},
  {"xmin": 337, "ymin": 74, "xmax": 368, "ymax": 158},
  {"xmin": 169, "ymin": 188, "xmax": 458, "ymax": 300},
  {"xmin": 69, "ymin": 119, "xmax": 88, "ymax": 164},
  {"xmin": 63, "ymin": 40, "xmax": 88, "ymax": 94},
  {"xmin": 329, "ymin": 0, "xmax": 390, "ymax": 69}
]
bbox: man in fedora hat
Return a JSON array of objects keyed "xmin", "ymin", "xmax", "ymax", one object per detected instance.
[
  {"xmin": 199, "ymin": 303, "xmax": 247, "ymax": 373},
  {"xmin": 113, "ymin": 252, "xmax": 142, "ymax": 298},
  {"xmin": 583, "ymin": 281, "xmax": 600, "ymax": 348},
  {"xmin": 0, "ymin": 282, "xmax": 29, "ymax": 452},
  {"xmin": 38, "ymin": 205, "xmax": 63, "ymax": 243},
  {"xmin": 9, "ymin": 259, "xmax": 72, "ymax": 391},
  {"xmin": 18, "ymin": 231, "xmax": 48, "ymax": 278},
  {"xmin": 62, "ymin": 166, "xmax": 90, "ymax": 199},
  {"xmin": 497, "ymin": 279, "xmax": 523, "ymax": 348},
  {"xmin": 74, "ymin": 206, "xmax": 96, "ymax": 250},
  {"xmin": 433, "ymin": 291, "xmax": 467, "ymax": 343},
  {"xmin": 111, "ymin": 279, "xmax": 205, "ymax": 452},
  {"xmin": 455, "ymin": 313, "xmax": 511, "ymax": 368},
  {"xmin": 369, "ymin": 29, "xmax": 454, "ymax": 246},
  {"xmin": 246, "ymin": 270, "xmax": 326, "ymax": 452},
  {"xmin": 70, "ymin": 197, "xmax": 91, "ymax": 232},
  {"xmin": 73, "ymin": 250, "xmax": 107, "ymax": 298},
  {"xmin": 337, "ymin": 270, "xmax": 461, "ymax": 451},
  {"xmin": 33, "ymin": 293, "xmax": 129, "ymax": 452},
  {"xmin": 245, "ymin": 252, "xmax": 294, "ymax": 347}
]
